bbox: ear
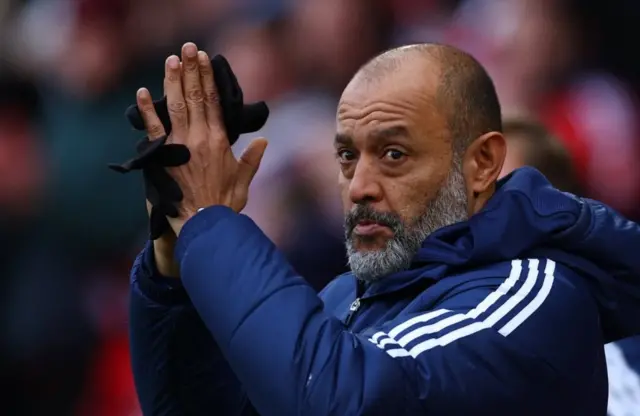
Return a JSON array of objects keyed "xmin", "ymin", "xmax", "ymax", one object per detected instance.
[{"xmin": 462, "ymin": 131, "xmax": 506, "ymax": 214}]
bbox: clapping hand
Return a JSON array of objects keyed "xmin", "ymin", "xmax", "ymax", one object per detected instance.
[{"xmin": 135, "ymin": 42, "xmax": 268, "ymax": 236}]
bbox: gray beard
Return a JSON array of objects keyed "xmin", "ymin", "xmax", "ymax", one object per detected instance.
[{"xmin": 345, "ymin": 161, "xmax": 468, "ymax": 282}]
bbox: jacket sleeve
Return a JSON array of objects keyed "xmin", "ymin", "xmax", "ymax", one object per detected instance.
[
  {"xmin": 129, "ymin": 241, "xmax": 257, "ymax": 415},
  {"xmin": 175, "ymin": 206, "xmax": 603, "ymax": 416}
]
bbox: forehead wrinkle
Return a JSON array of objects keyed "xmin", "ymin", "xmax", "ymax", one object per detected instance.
[
  {"xmin": 338, "ymin": 98, "xmax": 421, "ymax": 120},
  {"xmin": 337, "ymin": 89, "xmax": 436, "ymax": 130},
  {"xmin": 338, "ymin": 97, "xmax": 445, "ymax": 140},
  {"xmin": 341, "ymin": 69, "xmax": 440, "ymax": 113},
  {"xmin": 338, "ymin": 67, "xmax": 450, "ymax": 149}
]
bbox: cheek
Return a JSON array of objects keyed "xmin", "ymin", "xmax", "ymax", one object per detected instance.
[
  {"xmin": 384, "ymin": 181, "xmax": 426, "ymax": 220},
  {"xmin": 385, "ymin": 171, "xmax": 446, "ymax": 222}
]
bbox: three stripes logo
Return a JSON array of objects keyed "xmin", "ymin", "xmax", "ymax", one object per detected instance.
[{"xmin": 368, "ymin": 259, "xmax": 556, "ymax": 359}]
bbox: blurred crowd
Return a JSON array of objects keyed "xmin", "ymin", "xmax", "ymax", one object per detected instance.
[{"xmin": 1, "ymin": 0, "xmax": 640, "ymax": 414}]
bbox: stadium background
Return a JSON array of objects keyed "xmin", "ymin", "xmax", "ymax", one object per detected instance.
[{"xmin": 0, "ymin": 0, "xmax": 639, "ymax": 414}]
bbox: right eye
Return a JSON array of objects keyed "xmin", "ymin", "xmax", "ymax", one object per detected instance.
[{"xmin": 336, "ymin": 149, "xmax": 357, "ymax": 163}]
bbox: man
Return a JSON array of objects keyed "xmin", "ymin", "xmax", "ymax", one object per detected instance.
[
  {"xmin": 129, "ymin": 42, "xmax": 640, "ymax": 415},
  {"xmin": 500, "ymin": 117, "xmax": 583, "ymax": 195},
  {"xmin": 499, "ymin": 117, "xmax": 640, "ymax": 416}
]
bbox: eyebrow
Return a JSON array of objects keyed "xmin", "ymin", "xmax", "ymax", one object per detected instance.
[
  {"xmin": 334, "ymin": 126, "xmax": 410, "ymax": 147},
  {"xmin": 334, "ymin": 133, "xmax": 353, "ymax": 147}
]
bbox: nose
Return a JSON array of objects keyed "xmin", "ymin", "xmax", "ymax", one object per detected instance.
[{"xmin": 348, "ymin": 159, "xmax": 383, "ymax": 205}]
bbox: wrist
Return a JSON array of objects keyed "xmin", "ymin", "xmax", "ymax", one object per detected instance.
[
  {"xmin": 136, "ymin": 241, "xmax": 189, "ymax": 305},
  {"xmin": 153, "ymin": 237, "xmax": 180, "ymax": 278},
  {"xmin": 170, "ymin": 207, "xmax": 206, "ymax": 237}
]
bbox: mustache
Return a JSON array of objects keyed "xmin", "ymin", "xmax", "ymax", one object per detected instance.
[{"xmin": 344, "ymin": 204, "xmax": 403, "ymax": 235}]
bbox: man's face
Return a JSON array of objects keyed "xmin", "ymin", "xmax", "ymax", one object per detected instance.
[{"xmin": 336, "ymin": 68, "xmax": 469, "ymax": 282}]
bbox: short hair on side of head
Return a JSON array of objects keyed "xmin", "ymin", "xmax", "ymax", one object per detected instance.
[
  {"xmin": 431, "ymin": 44, "xmax": 503, "ymax": 157},
  {"xmin": 503, "ymin": 117, "xmax": 583, "ymax": 195}
]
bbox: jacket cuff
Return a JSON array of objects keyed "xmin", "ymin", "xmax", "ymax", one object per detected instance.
[
  {"xmin": 175, "ymin": 205, "xmax": 237, "ymax": 263},
  {"xmin": 135, "ymin": 240, "xmax": 190, "ymax": 306}
]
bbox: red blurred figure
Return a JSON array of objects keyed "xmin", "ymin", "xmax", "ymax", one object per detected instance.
[{"xmin": 76, "ymin": 334, "xmax": 140, "ymax": 416}]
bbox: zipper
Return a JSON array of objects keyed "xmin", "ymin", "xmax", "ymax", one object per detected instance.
[{"xmin": 344, "ymin": 297, "xmax": 361, "ymax": 327}]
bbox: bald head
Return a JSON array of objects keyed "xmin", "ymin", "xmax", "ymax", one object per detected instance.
[{"xmin": 353, "ymin": 43, "xmax": 503, "ymax": 155}]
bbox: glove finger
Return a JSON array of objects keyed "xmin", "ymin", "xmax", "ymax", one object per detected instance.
[
  {"xmin": 154, "ymin": 144, "xmax": 191, "ymax": 167},
  {"xmin": 125, "ymin": 103, "xmax": 145, "ymax": 130},
  {"xmin": 107, "ymin": 154, "xmax": 145, "ymax": 173},
  {"xmin": 149, "ymin": 206, "xmax": 171, "ymax": 240},
  {"xmin": 166, "ymin": 204, "xmax": 179, "ymax": 218},
  {"xmin": 240, "ymin": 102, "xmax": 269, "ymax": 133},
  {"xmin": 136, "ymin": 136, "xmax": 153, "ymax": 153},
  {"xmin": 212, "ymin": 55, "xmax": 243, "ymax": 144},
  {"xmin": 125, "ymin": 98, "xmax": 173, "ymax": 134},
  {"xmin": 148, "ymin": 165, "xmax": 183, "ymax": 202},
  {"xmin": 212, "ymin": 55, "xmax": 243, "ymax": 104},
  {"xmin": 109, "ymin": 134, "xmax": 172, "ymax": 173},
  {"xmin": 136, "ymin": 135, "xmax": 167, "ymax": 154},
  {"xmin": 107, "ymin": 161, "xmax": 134, "ymax": 173},
  {"xmin": 156, "ymin": 201, "xmax": 179, "ymax": 218},
  {"xmin": 143, "ymin": 169, "xmax": 162, "ymax": 206}
]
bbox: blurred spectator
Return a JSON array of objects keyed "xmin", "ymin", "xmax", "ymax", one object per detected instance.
[
  {"xmin": 500, "ymin": 116, "xmax": 583, "ymax": 195},
  {"xmin": 447, "ymin": 0, "xmax": 640, "ymax": 218},
  {"xmin": 0, "ymin": 64, "xmax": 97, "ymax": 416},
  {"xmin": 0, "ymin": 69, "xmax": 44, "ymax": 219},
  {"xmin": 499, "ymin": 116, "xmax": 640, "ymax": 416},
  {"xmin": 285, "ymin": 0, "xmax": 393, "ymax": 94},
  {"xmin": 390, "ymin": 0, "xmax": 460, "ymax": 44},
  {"xmin": 13, "ymin": 0, "xmax": 153, "ymax": 258}
]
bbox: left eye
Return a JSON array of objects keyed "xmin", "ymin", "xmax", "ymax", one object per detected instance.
[{"xmin": 384, "ymin": 149, "xmax": 405, "ymax": 161}]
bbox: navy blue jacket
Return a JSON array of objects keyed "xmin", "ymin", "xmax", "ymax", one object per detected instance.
[{"xmin": 129, "ymin": 167, "xmax": 640, "ymax": 415}]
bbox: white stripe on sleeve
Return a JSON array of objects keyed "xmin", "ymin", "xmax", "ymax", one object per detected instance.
[{"xmin": 368, "ymin": 259, "xmax": 556, "ymax": 360}]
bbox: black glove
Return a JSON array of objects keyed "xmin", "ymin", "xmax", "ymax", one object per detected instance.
[
  {"xmin": 124, "ymin": 54, "xmax": 269, "ymax": 146},
  {"xmin": 110, "ymin": 54, "xmax": 269, "ymax": 240},
  {"xmin": 108, "ymin": 135, "xmax": 190, "ymax": 240}
]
